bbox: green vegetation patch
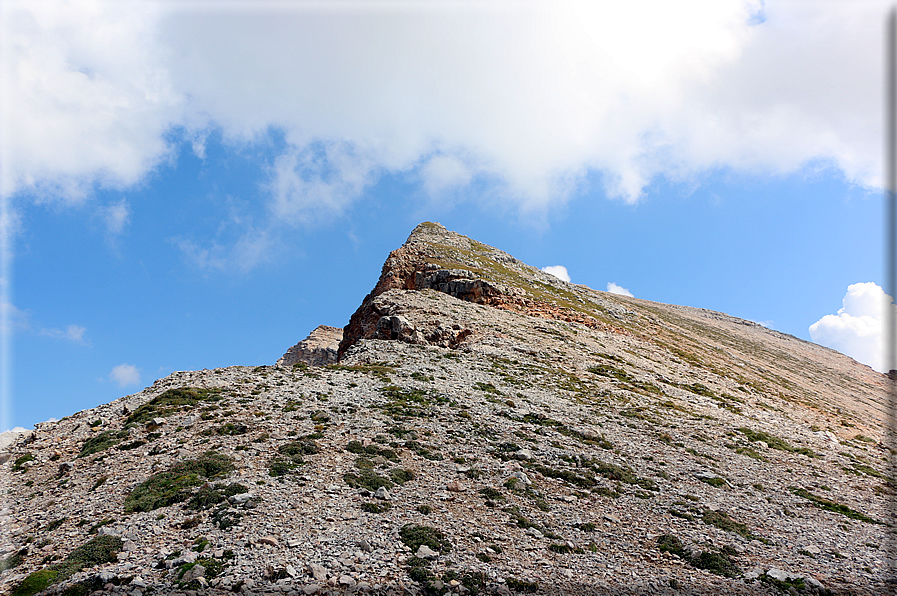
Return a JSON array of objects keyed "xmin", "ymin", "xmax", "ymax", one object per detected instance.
[
  {"xmin": 126, "ymin": 387, "xmax": 222, "ymax": 425},
  {"xmin": 737, "ymin": 427, "xmax": 816, "ymax": 457},
  {"xmin": 343, "ymin": 459, "xmax": 394, "ymax": 491},
  {"xmin": 656, "ymin": 534, "xmax": 739, "ymax": 578},
  {"xmin": 12, "ymin": 453, "xmax": 35, "ymax": 472},
  {"xmin": 124, "ymin": 451, "xmax": 234, "ymax": 513},
  {"xmin": 78, "ymin": 430, "xmax": 130, "ymax": 458},
  {"xmin": 0, "ymin": 549, "xmax": 27, "ymax": 572},
  {"xmin": 268, "ymin": 459, "xmax": 301, "ymax": 477},
  {"xmin": 346, "ymin": 440, "xmax": 398, "ymax": 460},
  {"xmin": 701, "ymin": 510, "xmax": 758, "ymax": 540},
  {"xmin": 360, "ymin": 501, "xmax": 392, "ymax": 514},
  {"xmin": 389, "ymin": 468, "xmax": 415, "ymax": 484},
  {"xmin": 11, "ymin": 536, "xmax": 122, "ymax": 596},
  {"xmin": 505, "ymin": 578, "xmax": 540, "ymax": 593},
  {"xmin": 399, "ymin": 524, "xmax": 452, "ymax": 554},
  {"xmin": 377, "ymin": 386, "xmax": 448, "ymax": 419},
  {"xmin": 185, "ymin": 483, "xmax": 248, "ymax": 510},
  {"xmin": 789, "ymin": 487, "xmax": 882, "ymax": 524},
  {"xmin": 588, "ymin": 459, "xmax": 657, "ymax": 491},
  {"xmin": 216, "ymin": 422, "xmax": 249, "ymax": 436},
  {"xmin": 326, "ymin": 363, "xmax": 394, "ymax": 383},
  {"xmin": 280, "ymin": 438, "xmax": 321, "ymax": 457}
]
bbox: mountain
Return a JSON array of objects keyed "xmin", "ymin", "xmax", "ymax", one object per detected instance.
[{"xmin": 1, "ymin": 222, "xmax": 892, "ymax": 596}]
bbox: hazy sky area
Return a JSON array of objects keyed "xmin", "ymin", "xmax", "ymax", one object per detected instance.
[{"xmin": 1, "ymin": 0, "xmax": 892, "ymax": 431}]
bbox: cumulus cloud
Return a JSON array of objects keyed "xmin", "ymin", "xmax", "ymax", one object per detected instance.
[
  {"xmin": 809, "ymin": 282, "xmax": 891, "ymax": 372},
  {"xmin": 0, "ymin": 0, "xmax": 887, "ymax": 222},
  {"xmin": 607, "ymin": 282, "xmax": 634, "ymax": 297},
  {"xmin": 40, "ymin": 324, "xmax": 87, "ymax": 343},
  {"xmin": 109, "ymin": 363, "xmax": 140, "ymax": 388},
  {"xmin": 542, "ymin": 266, "xmax": 571, "ymax": 282}
]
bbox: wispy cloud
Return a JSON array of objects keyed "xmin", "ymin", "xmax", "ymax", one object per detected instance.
[
  {"xmin": 102, "ymin": 200, "xmax": 131, "ymax": 236},
  {"xmin": 40, "ymin": 324, "xmax": 87, "ymax": 344},
  {"xmin": 109, "ymin": 363, "xmax": 140, "ymax": 388},
  {"xmin": 176, "ymin": 227, "xmax": 277, "ymax": 273},
  {"xmin": 607, "ymin": 282, "xmax": 634, "ymax": 297},
  {"xmin": 809, "ymin": 282, "xmax": 890, "ymax": 372},
  {"xmin": 541, "ymin": 266, "xmax": 571, "ymax": 283}
]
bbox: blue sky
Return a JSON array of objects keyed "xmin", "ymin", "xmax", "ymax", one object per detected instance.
[{"xmin": 1, "ymin": 0, "xmax": 891, "ymax": 431}]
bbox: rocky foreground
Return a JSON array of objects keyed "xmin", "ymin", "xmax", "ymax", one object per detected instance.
[{"xmin": 1, "ymin": 223, "xmax": 894, "ymax": 596}]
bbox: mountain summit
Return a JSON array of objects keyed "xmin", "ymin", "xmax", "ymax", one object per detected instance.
[{"xmin": 2, "ymin": 223, "xmax": 892, "ymax": 596}]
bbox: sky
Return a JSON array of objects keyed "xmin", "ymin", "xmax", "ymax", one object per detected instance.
[{"xmin": 0, "ymin": 0, "xmax": 893, "ymax": 431}]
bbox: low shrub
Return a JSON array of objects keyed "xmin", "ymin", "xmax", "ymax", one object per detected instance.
[{"xmin": 124, "ymin": 452, "xmax": 233, "ymax": 513}]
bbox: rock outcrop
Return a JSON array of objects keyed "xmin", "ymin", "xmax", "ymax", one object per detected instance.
[
  {"xmin": 278, "ymin": 325, "xmax": 343, "ymax": 367},
  {"xmin": 1, "ymin": 222, "xmax": 893, "ymax": 596}
]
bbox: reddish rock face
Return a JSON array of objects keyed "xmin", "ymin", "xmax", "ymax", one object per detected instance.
[{"xmin": 337, "ymin": 222, "xmax": 619, "ymax": 360}]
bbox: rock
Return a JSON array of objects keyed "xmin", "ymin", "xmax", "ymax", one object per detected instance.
[
  {"xmin": 446, "ymin": 481, "xmax": 464, "ymax": 492},
  {"xmin": 286, "ymin": 564, "xmax": 298, "ymax": 578},
  {"xmin": 131, "ymin": 576, "xmax": 148, "ymax": 589},
  {"xmin": 357, "ymin": 539, "xmax": 373, "ymax": 553},
  {"xmin": 374, "ymin": 487, "xmax": 391, "ymax": 500},
  {"xmin": 338, "ymin": 574, "xmax": 355, "ymax": 586},
  {"xmin": 169, "ymin": 551, "xmax": 198, "ymax": 568},
  {"xmin": 301, "ymin": 585, "xmax": 320, "ymax": 595},
  {"xmin": 766, "ymin": 568, "xmax": 795, "ymax": 582},
  {"xmin": 181, "ymin": 563, "xmax": 206, "ymax": 582},
  {"xmin": 229, "ymin": 493, "xmax": 254, "ymax": 504},
  {"xmin": 525, "ymin": 527, "xmax": 543, "ymax": 539},
  {"xmin": 257, "ymin": 535, "xmax": 279, "ymax": 547},
  {"xmin": 57, "ymin": 461, "xmax": 74, "ymax": 475},
  {"xmin": 415, "ymin": 545, "xmax": 439, "ymax": 559},
  {"xmin": 515, "ymin": 449, "xmax": 533, "ymax": 460},
  {"xmin": 308, "ymin": 563, "xmax": 328, "ymax": 581},
  {"xmin": 511, "ymin": 471, "xmax": 531, "ymax": 485},
  {"xmin": 278, "ymin": 325, "xmax": 343, "ymax": 367}
]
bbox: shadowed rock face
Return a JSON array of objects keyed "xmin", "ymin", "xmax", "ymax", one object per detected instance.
[
  {"xmin": 3, "ymin": 222, "xmax": 893, "ymax": 596},
  {"xmin": 277, "ymin": 325, "xmax": 343, "ymax": 367}
]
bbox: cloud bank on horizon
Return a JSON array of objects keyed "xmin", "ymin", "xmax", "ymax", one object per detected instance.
[
  {"xmin": 1, "ymin": 0, "xmax": 886, "ymax": 226},
  {"xmin": 809, "ymin": 282, "xmax": 892, "ymax": 373}
]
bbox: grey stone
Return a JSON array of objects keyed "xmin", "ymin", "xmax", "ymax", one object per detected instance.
[
  {"xmin": 415, "ymin": 545, "xmax": 438, "ymax": 559},
  {"xmin": 308, "ymin": 563, "xmax": 328, "ymax": 581}
]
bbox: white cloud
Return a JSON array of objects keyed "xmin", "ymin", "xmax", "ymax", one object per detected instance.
[
  {"xmin": 109, "ymin": 363, "xmax": 140, "ymax": 388},
  {"xmin": 0, "ymin": 0, "xmax": 180, "ymax": 203},
  {"xmin": 0, "ymin": 299, "xmax": 29, "ymax": 333},
  {"xmin": 102, "ymin": 200, "xmax": 131, "ymax": 236},
  {"xmin": 809, "ymin": 282, "xmax": 891, "ymax": 372},
  {"xmin": 176, "ymin": 227, "xmax": 277, "ymax": 273},
  {"xmin": 542, "ymin": 265, "xmax": 571, "ymax": 283},
  {"xmin": 40, "ymin": 324, "xmax": 87, "ymax": 343},
  {"xmin": 607, "ymin": 282, "xmax": 634, "ymax": 297},
  {"xmin": 0, "ymin": 0, "xmax": 888, "ymax": 220}
]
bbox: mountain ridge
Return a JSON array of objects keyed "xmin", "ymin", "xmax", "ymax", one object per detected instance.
[{"xmin": 1, "ymin": 222, "xmax": 892, "ymax": 596}]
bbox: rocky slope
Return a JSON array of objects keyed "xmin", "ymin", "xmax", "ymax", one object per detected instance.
[{"xmin": 1, "ymin": 222, "xmax": 894, "ymax": 596}]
